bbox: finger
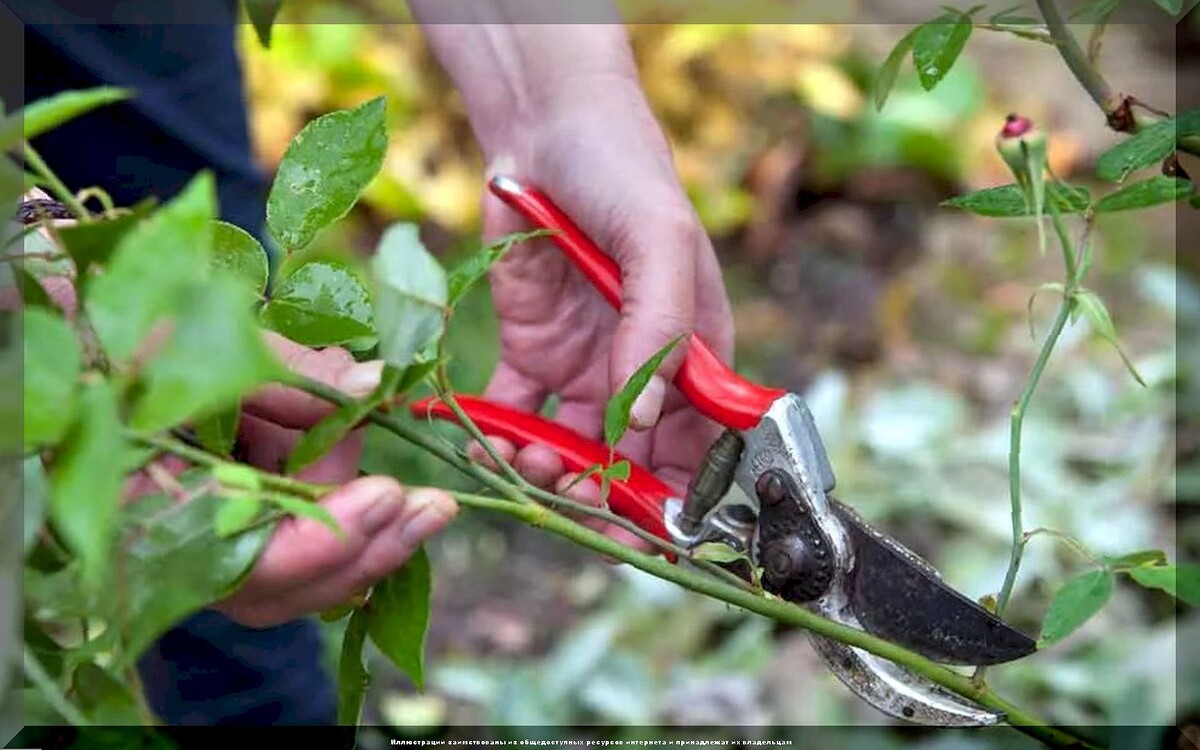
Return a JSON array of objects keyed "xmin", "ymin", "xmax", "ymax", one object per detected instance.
[
  {"xmin": 227, "ymin": 477, "xmax": 444, "ymax": 599},
  {"xmin": 607, "ymin": 200, "xmax": 701, "ymax": 433},
  {"xmin": 224, "ymin": 486, "xmax": 458, "ymax": 627},
  {"xmin": 242, "ymin": 332, "xmax": 384, "ymax": 429},
  {"xmin": 549, "ymin": 399, "xmax": 605, "ymax": 444},
  {"xmin": 512, "ymin": 444, "xmax": 565, "ymax": 490},
  {"xmin": 466, "ymin": 436, "xmax": 517, "ymax": 472},
  {"xmin": 481, "ymin": 360, "xmax": 549, "ymax": 416}
]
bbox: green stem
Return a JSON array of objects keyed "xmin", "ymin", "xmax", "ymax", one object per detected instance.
[
  {"xmin": 290, "ymin": 375, "xmax": 1099, "ymax": 748},
  {"xmin": 450, "ymin": 491, "xmax": 1102, "ymax": 750},
  {"xmin": 995, "ymin": 296, "xmax": 1072, "ymax": 617},
  {"xmin": 22, "ymin": 142, "xmax": 92, "ymax": 222},
  {"xmin": 24, "ymin": 644, "xmax": 90, "ymax": 726},
  {"xmin": 314, "ymin": 376, "xmax": 753, "ymax": 592},
  {"xmin": 129, "ymin": 432, "xmax": 329, "ymax": 501},
  {"xmin": 1036, "ymin": 0, "xmax": 1200, "ymax": 156}
]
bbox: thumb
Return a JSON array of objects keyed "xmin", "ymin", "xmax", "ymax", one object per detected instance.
[{"xmin": 608, "ymin": 206, "xmax": 700, "ymax": 432}]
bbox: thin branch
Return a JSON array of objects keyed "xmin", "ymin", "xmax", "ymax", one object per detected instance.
[
  {"xmin": 1036, "ymin": 0, "xmax": 1200, "ymax": 156},
  {"xmin": 449, "ymin": 491, "xmax": 1102, "ymax": 750}
]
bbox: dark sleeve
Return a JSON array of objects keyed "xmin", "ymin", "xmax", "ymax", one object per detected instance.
[{"xmin": 15, "ymin": 1, "xmax": 272, "ymax": 246}]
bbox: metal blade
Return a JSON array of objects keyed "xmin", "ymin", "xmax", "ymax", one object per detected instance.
[{"xmin": 829, "ymin": 498, "xmax": 1037, "ymax": 666}]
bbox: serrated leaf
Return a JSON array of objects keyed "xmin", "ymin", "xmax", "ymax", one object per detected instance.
[
  {"xmin": 244, "ymin": 0, "xmax": 284, "ymax": 47},
  {"xmin": 212, "ymin": 220, "xmax": 269, "ymax": 297},
  {"xmin": 338, "ymin": 607, "xmax": 371, "ymax": 726},
  {"xmin": 692, "ymin": 541, "xmax": 748, "ymax": 564},
  {"xmin": 1095, "ymin": 119, "xmax": 1178, "ymax": 182},
  {"xmin": 1128, "ymin": 562, "xmax": 1200, "ymax": 606},
  {"xmin": 1038, "ymin": 569, "xmax": 1114, "ymax": 646},
  {"xmin": 266, "ymin": 96, "xmax": 388, "ymax": 251},
  {"xmin": 872, "ymin": 28, "xmax": 917, "ymax": 111},
  {"xmin": 85, "ymin": 172, "xmax": 216, "ymax": 361},
  {"xmin": 447, "ymin": 229, "xmax": 549, "ymax": 307},
  {"xmin": 23, "ymin": 308, "xmax": 81, "ymax": 450},
  {"xmin": 603, "ymin": 335, "xmax": 684, "ymax": 448},
  {"xmin": 21, "ymin": 87, "xmax": 134, "ymax": 143},
  {"xmin": 47, "ymin": 379, "xmax": 124, "ymax": 590},
  {"xmin": 260, "ymin": 261, "xmax": 374, "ymax": 347},
  {"xmin": 130, "ymin": 273, "xmax": 284, "ymax": 432},
  {"xmin": 366, "ymin": 546, "xmax": 431, "ymax": 690},
  {"xmin": 1073, "ymin": 289, "xmax": 1146, "ymax": 386},
  {"xmin": 370, "ymin": 223, "xmax": 448, "ymax": 370},
  {"xmin": 1103, "ymin": 549, "xmax": 1167, "ymax": 570},
  {"xmin": 119, "ymin": 491, "xmax": 274, "ymax": 664},
  {"xmin": 286, "ymin": 366, "xmax": 401, "ymax": 475},
  {"xmin": 911, "ymin": 12, "xmax": 973, "ymax": 91},
  {"xmin": 214, "ymin": 496, "xmax": 264, "ymax": 538},
  {"xmin": 942, "ymin": 182, "xmax": 1090, "ymax": 217},
  {"xmin": 1094, "ymin": 176, "xmax": 1193, "ymax": 212}
]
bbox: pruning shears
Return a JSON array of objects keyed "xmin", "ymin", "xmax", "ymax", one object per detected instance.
[{"xmin": 409, "ymin": 174, "xmax": 1036, "ymax": 726}]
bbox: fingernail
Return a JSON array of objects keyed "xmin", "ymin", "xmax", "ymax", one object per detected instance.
[
  {"xmin": 339, "ymin": 360, "xmax": 384, "ymax": 398},
  {"xmin": 629, "ymin": 375, "xmax": 666, "ymax": 431},
  {"xmin": 400, "ymin": 490, "xmax": 457, "ymax": 547},
  {"xmin": 363, "ymin": 492, "xmax": 401, "ymax": 534}
]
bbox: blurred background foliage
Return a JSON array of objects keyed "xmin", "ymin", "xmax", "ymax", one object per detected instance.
[{"xmin": 237, "ymin": 7, "xmax": 1194, "ymax": 748}]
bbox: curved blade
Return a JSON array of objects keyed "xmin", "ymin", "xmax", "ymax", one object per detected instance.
[{"xmin": 829, "ymin": 498, "xmax": 1037, "ymax": 666}]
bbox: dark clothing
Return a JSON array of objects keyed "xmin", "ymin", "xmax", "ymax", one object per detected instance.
[{"xmin": 17, "ymin": 7, "xmax": 333, "ymax": 726}]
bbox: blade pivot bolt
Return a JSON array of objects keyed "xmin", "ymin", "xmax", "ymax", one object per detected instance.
[{"xmin": 756, "ymin": 472, "xmax": 787, "ymax": 507}]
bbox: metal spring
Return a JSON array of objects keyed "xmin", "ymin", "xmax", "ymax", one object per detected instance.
[{"xmin": 679, "ymin": 428, "xmax": 744, "ymax": 534}]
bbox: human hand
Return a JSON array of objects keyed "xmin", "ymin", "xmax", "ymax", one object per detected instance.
[{"xmin": 469, "ymin": 76, "xmax": 735, "ymax": 549}]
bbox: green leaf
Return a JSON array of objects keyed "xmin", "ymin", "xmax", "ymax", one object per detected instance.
[
  {"xmin": 370, "ymin": 223, "xmax": 448, "ymax": 370},
  {"xmin": 260, "ymin": 261, "xmax": 374, "ymax": 347},
  {"xmin": 366, "ymin": 546, "xmax": 432, "ymax": 690},
  {"xmin": 1095, "ymin": 119, "xmax": 1178, "ymax": 182},
  {"xmin": 266, "ymin": 96, "xmax": 388, "ymax": 251},
  {"xmin": 602, "ymin": 336, "xmax": 683, "ymax": 448},
  {"xmin": 23, "ymin": 308, "xmax": 81, "ymax": 450},
  {"xmin": 1128, "ymin": 562, "xmax": 1200, "ymax": 606},
  {"xmin": 214, "ymin": 497, "xmax": 264, "ymax": 538},
  {"xmin": 1151, "ymin": 0, "xmax": 1183, "ymax": 13},
  {"xmin": 17, "ymin": 268, "xmax": 52, "ymax": 310},
  {"xmin": 446, "ymin": 230, "xmax": 549, "ymax": 307},
  {"xmin": 194, "ymin": 407, "xmax": 241, "ymax": 458},
  {"xmin": 287, "ymin": 366, "xmax": 400, "ymax": 475},
  {"xmin": 130, "ymin": 273, "xmax": 284, "ymax": 432},
  {"xmin": 1038, "ymin": 569, "xmax": 1114, "ymax": 646},
  {"xmin": 911, "ymin": 12, "xmax": 973, "ymax": 91},
  {"xmin": 692, "ymin": 541, "xmax": 748, "ymax": 564},
  {"xmin": 1094, "ymin": 176, "xmax": 1194, "ymax": 212},
  {"xmin": 47, "ymin": 378, "xmax": 124, "ymax": 590},
  {"xmin": 244, "ymin": 0, "xmax": 284, "ymax": 47},
  {"xmin": 70, "ymin": 662, "xmax": 142, "ymax": 724},
  {"xmin": 1103, "ymin": 549, "xmax": 1167, "ymax": 571},
  {"xmin": 338, "ymin": 607, "xmax": 371, "ymax": 726},
  {"xmin": 602, "ymin": 460, "xmax": 631, "ymax": 482},
  {"xmin": 213, "ymin": 463, "xmax": 262, "ymax": 493},
  {"xmin": 1072, "ymin": 289, "xmax": 1146, "ymax": 386},
  {"xmin": 21, "ymin": 87, "xmax": 134, "ymax": 143},
  {"xmin": 941, "ymin": 182, "xmax": 1090, "ymax": 217},
  {"xmin": 85, "ymin": 173, "xmax": 216, "ymax": 361},
  {"xmin": 56, "ymin": 199, "xmax": 155, "ymax": 287},
  {"xmin": 212, "ymin": 221, "xmax": 269, "ymax": 297},
  {"xmin": 23, "ymin": 456, "xmax": 47, "ymax": 556},
  {"xmin": 1068, "ymin": 0, "xmax": 1123, "ymax": 22},
  {"xmin": 119, "ymin": 491, "xmax": 274, "ymax": 663},
  {"xmin": 873, "ymin": 27, "xmax": 917, "ymax": 111}
]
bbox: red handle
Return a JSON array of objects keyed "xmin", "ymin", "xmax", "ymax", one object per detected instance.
[
  {"xmin": 411, "ymin": 395, "xmax": 677, "ymax": 551},
  {"xmin": 489, "ymin": 175, "xmax": 784, "ymax": 431}
]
